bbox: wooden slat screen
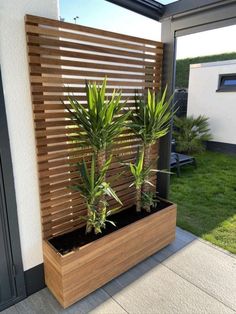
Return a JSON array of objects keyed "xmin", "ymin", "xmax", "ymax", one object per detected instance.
[{"xmin": 25, "ymin": 14, "xmax": 163, "ymax": 239}]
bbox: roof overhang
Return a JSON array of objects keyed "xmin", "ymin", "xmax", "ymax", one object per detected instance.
[
  {"xmin": 162, "ymin": 0, "xmax": 235, "ymax": 19},
  {"xmin": 106, "ymin": 0, "xmax": 235, "ymax": 21},
  {"xmin": 106, "ymin": 0, "xmax": 164, "ymax": 21}
]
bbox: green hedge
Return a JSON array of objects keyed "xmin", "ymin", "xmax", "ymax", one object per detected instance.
[{"xmin": 176, "ymin": 52, "xmax": 236, "ymax": 88}]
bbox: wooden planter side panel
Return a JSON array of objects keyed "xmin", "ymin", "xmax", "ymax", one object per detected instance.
[
  {"xmin": 25, "ymin": 14, "xmax": 163, "ymax": 240},
  {"xmin": 44, "ymin": 204, "xmax": 176, "ymax": 308}
]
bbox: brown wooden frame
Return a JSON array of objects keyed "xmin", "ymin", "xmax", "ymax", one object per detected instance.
[{"xmin": 25, "ymin": 14, "xmax": 163, "ymax": 240}]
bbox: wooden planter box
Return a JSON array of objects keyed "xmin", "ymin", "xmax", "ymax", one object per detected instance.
[{"xmin": 43, "ymin": 200, "xmax": 176, "ymax": 308}]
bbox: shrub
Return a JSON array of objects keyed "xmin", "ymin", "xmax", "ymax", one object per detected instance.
[
  {"xmin": 176, "ymin": 52, "xmax": 236, "ymax": 88},
  {"xmin": 173, "ymin": 115, "xmax": 212, "ymax": 154}
]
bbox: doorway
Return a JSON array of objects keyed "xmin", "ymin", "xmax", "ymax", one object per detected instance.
[{"xmin": 0, "ymin": 69, "xmax": 26, "ymax": 311}]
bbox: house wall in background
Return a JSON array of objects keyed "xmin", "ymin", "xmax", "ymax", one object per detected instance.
[
  {"xmin": 187, "ymin": 60, "xmax": 236, "ymax": 145},
  {"xmin": 0, "ymin": 0, "xmax": 59, "ymax": 271}
]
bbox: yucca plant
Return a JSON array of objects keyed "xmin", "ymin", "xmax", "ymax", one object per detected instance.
[
  {"xmin": 65, "ymin": 78, "xmax": 130, "ymax": 211},
  {"xmin": 128, "ymin": 150, "xmax": 168, "ymax": 212},
  {"xmin": 173, "ymin": 115, "xmax": 212, "ymax": 154},
  {"xmin": 72, "ymin": 155, "xmax": 122, "ymax": 234},
  {"xmin": 65, "ymin": 78, "xmax": 130, "ymax": 170},
  {"xmin": 129, "ymin": 87, "xmax": 175, "ymax": 212}
]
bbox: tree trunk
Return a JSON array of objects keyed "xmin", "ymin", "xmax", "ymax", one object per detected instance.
[
  {"xmin": 97, "ymin": 149, "xmax": 106, "ymax": 212},
  {"xmin": 142, "ymin": 143, "xmax": 152, "ymax": 212},
  {"xmin": 97, "ymin": 149, "xmax": 106, "ymax": 172},
  {"xmin": 136, "ymin": 186, "xmax": 142, "ymax": 212},
  {"xmin": 85, "ymin": 206, "xmax": 94, "ymax": 234}
]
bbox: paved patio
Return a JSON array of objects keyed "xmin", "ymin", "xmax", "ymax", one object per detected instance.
[{"xmin": 3, "ymin": 227, "xmax": 236, "ymax": 314}]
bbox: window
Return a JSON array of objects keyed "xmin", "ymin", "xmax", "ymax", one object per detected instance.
[{"xmin": 217, "ymin": 74, "xmax": 236, "ymax": 92}]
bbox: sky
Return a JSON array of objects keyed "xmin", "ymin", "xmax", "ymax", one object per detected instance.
[
  {"xmin": 177, "ymin": 26, "xmax": 236, "ymax": 59},
  {"xmin": 59, "ymin": 0, "xmax": 236, "ymax": 59}
]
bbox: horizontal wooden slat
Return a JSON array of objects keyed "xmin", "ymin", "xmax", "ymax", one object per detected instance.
[
  {"xmin": 38, "ymin": 153, "xmax": 157, "ymax": 190},
  {"xmin": 31, "ymin": 85, "xmax": 145, "ymax": 93},
  {"xmin": 37, "ymin": 139, "xmax": 140, "ymax": 155},
  {"xmin": 33, "ymin": 102, "xmax": 138, "ymax": 112},
  {"xmin": 30, "ymin": 75, "xmax": 160, "ymax": 88},
  {"xmin": 25, "ymin": 25, "xmax": 162, "ymax": 55},
  {"xmin": 29, "ymin": 57, "xmax": 159, "ymax": 74},
  {"xmin": 28, "ymin": 46, "xmax": 159, "ymax": 67},
  {"xmin": 37, "ymin": 141, "xmax": 143, "ymax": 162},
  {"xmin": 26, "ymin": 14, "xmax": 162, "ymax": 239},
  {"xmin": 34, "ymin": 111, "xmax": 134, "ymax": 123},
  {"xmin": 42, "ymin": 196, "xmax": 137, "ymax": 238},
  {"xmin": 38, "ymin": 147, "xmax": 157, "ymax": 193},
  {"xmin": 38, "ymin": 149, "xmax": 138, "ymax": 172},
  {"xmin": 30, "ymin": 66, "xmax": 156, "ymax": 80},
  {"xmin": 38, "ymin": 160, "xmax": 138, "ymax": 187},
  {"xmin": 27, "ymin": 36, "xmax": 158, "ymax": 60},
  {"xmin": 41, "ymin": 164, "xmax": 134, "ymax": 203},
  {"xmin": 36, "ymin": 133, "xmax": 138, "ymax": 147},
  {"xmin": 25, "ymin": 14, "xmax": 163, "ymax": 48},
  {"xmin": 35, "ymin": 127, "xmax": 133, "ymax": 138}
]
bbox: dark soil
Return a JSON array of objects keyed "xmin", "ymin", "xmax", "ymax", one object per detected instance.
[{"xmin": 49, "ymin": 199, "xmax": 172, "ymax": 255}]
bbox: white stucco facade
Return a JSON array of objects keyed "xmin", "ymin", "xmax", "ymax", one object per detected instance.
[
  {"xmin": 187, "ymin": 60, "xmax": 236, "ymax": 145},
  {"xmin": 0, "ymin": 0, "xmax": 58, "ymax": 270}
]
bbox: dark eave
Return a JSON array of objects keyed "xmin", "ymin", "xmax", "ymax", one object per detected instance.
[
  {"xmin": 162, "ymin": 0, "xmax": 233, "ymax": 19},
  {"xmin": 106, "ymin": 0, "xmax": 164, "ymax": 21},
  {"xmin": 106, "ymin": 0, "xmax": 235, "ymax": 22}
]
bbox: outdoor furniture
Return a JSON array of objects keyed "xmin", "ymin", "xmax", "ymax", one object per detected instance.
[
  {"xmin": 170, "ymin": 152, "xmax": 197, "ymax": 176},
  {"xmin": 170, "ymin": 139, "xmax": 197, "ymax": 176}
]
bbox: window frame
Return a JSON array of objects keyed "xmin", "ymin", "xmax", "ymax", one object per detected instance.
[{"xmin": 217, "ymin": 73, "xmax": 236, "ymax": 92}]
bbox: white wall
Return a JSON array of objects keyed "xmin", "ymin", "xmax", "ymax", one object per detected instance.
[
  {"xmin": 187, "ymin": 60, "xmax": 236, "ymax": 145},
  {"xmin": 0, "ymin": 0, "xmax": 58, "ymax": 271}
]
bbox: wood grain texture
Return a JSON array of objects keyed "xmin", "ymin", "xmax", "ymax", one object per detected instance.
[
  {"xmin": 44, "ymin": 202, "xmax": 177, "ymax": 308},
  {"xmin": 25, "ymin": 14, "xmax": 163, "ymax": 239},
  {"xmin": 25, "ymin": 14, "xmax": 163, "ymax": 47}
]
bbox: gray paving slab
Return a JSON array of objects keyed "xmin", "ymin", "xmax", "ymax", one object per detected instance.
[
  {"xmin": 0, "ymin": 305, "xmax": 18, "ymax": 314},
  {"xmin": 152, "ymin": 229, "xmax": 196, "ymax": 262},
  {"xmin": 1, "ymin": 228, "xmax": 235, "ymax": 314},
  {"xmin": 153, "ymin": 237, "xmax": 236, "ymax": 311},
  {"xmin": 12, "ymin": 287, "xmax": 126, "ymax": 314},
  {"xmin": 103, "ymin": 256, "xmax": 234, "ymax": 314},
  {"xmin": 176, "ymin": 226, "xmax": 197, "ymax": 241}
]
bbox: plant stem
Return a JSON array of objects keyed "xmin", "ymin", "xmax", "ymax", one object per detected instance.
[
  {"xmin": 136, "ymin": 186, "xmax": 142, "ymax": 212},
  {"xmin": 143, "ymin": 143, "xmax": 152, "ymax": 212},
  {"xmin": 85, "ymin": 207, "xmax": 93, "ymax": 234},
  {"xmin": 97, "ymin": 149, "xmax": 106, "ymax": 171},
  {"xmin": 85, "ymin": 223, "xmax": 92, "ymax": 234},
  {"xmin": 97, "ymin": 149, "xmax": 106, "ymax": 212}
]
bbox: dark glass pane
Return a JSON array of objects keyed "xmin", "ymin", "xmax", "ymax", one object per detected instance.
[{"xmin": 223, "ymin": 79, "xmax": 236, "ymax": 86}]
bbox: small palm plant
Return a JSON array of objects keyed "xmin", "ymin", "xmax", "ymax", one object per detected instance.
[
  {"xmin": 73, "ymin": 155, "xmax": 122, "ymax": 234},
  {"xmin": 129, "ymin": 87, "xmax": 175, "ymax": 212},
  {"xmin": 173, "ymin": 115, "xmax": 212, "ymax": 154}
]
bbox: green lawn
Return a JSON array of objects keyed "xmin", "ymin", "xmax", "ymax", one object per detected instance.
[{"xmin": 169, "ymin": 151, "xmax": 236, "ymax": 254}]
